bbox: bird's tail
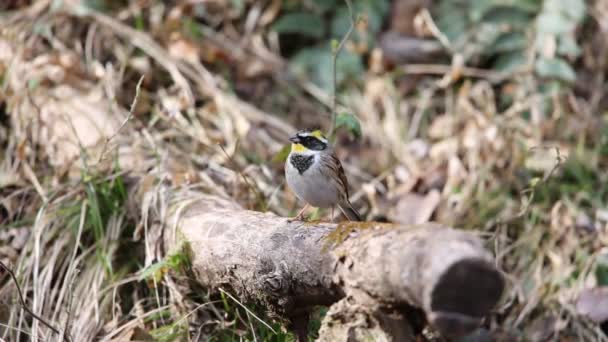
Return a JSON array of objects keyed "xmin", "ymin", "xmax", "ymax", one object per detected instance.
[{"xmin": 338, "ymin": 201, "xmax": 362, "ymax": 221}]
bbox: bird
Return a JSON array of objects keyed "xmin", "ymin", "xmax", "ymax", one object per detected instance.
[{"xmin": 284, "ymin": 128, "xmax": 361, "ymax": 222}]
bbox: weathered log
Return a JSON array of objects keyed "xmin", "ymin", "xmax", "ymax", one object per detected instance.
[{"xmin": 163, "ymin": 191, "xmax": 504, "ymax": 340}]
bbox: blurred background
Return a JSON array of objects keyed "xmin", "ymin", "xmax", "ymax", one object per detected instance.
[{"xmin": 1, "ymin": 0, "xmax": 607, "ymax": 340}]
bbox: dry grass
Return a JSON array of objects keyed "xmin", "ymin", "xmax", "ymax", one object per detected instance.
[{"xmin": 1, "ymin": 0, "xmax": 607, "ymax": 341}]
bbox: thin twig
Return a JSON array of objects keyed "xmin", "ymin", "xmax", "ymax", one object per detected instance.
[
  {"xmin": 398, "ymin": 64, "xmax": 508, "ymax": 82},
  {"xmin": 419, "ymin": 9, "xmax": 452, "ymax": 51},
  {"xmin": 0, "ymin": 261, "xmax": 71, "ymax": 342},
  {"xmin": 218, "ymin": 287, "xmax": 276, "ymax": 334},
  {"xmin": 218, "ymin": 143, "xmax": 266, "ymax": 210},
  {"xmin": 329, "ymin": 0, "xmax": 356, "ymax": 139},
  {"xmin": 490, "ymin": 146, "xmax": 564, "ymax": 234},
  {"xmin": 98, "ymin": 74, "xmax": 145, "ymax": 163}
]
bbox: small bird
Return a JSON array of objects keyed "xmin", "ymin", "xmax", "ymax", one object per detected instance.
[{"xmin": 284, "ymin": 128, "xmax": 361, "ymax": 222}]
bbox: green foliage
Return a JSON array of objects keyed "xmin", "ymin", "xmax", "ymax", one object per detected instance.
[
  {"xmin": 290, "ymin": 44, "xmax": 363, "ymax": 91},
  {"xmin": 272, "ymin": 12, "xmax": 325, "ymax": 38},
  {"xmin": 335, "ymin": 112, "xmax": 362, "ymax": 138},
  {"xmin": 601, "ymin": 119, "xmax": 608, "ymax": 157},
  {"xmin": 78, "ymin": 0, "xmax": 128, "ymax": 13},
  {"xmin": 149, "ymin": 323, "xmax": 188, "ymax": 342},
  {"xmin": 140, "ymin": 251, "xmax": 190, "ymax": 282},
  {"xmin": 80, "ymin": 172, "xmax": 128, "ymax": 275},
  {"xmin": 27, "ymin": 78, "xmax": 40, "ymax": 91},
  {"xmin": 311, "ymin": 0, "xmax": 339, "ymax": 13},
  {"xmin": 434, "ymin": 0, "xmax": 586, "ymax": 81},
  {"xmin": 84, "ymin": 174, "xmax": 127, "ymax": 236},
  {"xmin": 274, "ymin": 0, "xmax": 390, "ymax": 91},
  {"xmin": 535, "ymin": 57, "xmax": 576, "ymax": 82},
  {"xmin": 596, "ymin": 253, "xmax": 608, "ymax": 286},
  {"xmin": 290, "ymin": 47, "xmax": 333, "ymax": 91},
  {"xmin": 533, "ymin": 156, "xmax": 608, "ymax": 206},
  {"xmin": 308, "ymin": 306, "xmax": 328, "ymax": 339}
]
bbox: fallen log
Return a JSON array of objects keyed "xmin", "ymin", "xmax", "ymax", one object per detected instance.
[{"xmin": 163, "ymin": 190, "xmax": 504, "ymax": 341}]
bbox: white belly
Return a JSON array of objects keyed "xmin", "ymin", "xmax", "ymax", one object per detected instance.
[{"xmin": 285, "ymin": 156, "xmax": 340, "ymax": 208}]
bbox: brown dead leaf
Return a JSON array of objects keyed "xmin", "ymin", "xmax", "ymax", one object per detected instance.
[
  {"xmin": 525, "ymin": 145, "xmax": 569, "ymax": 174},
  {"xmin": 392, "ymin": 165, "xmax": 418, "ymax": 194},
  {"xmin": 428, "ymin": 114, "xmax": 458, "ymax": 139},
  {"xmin": 576, "ymin": 287, "xmax": 608, "ymax": 323},
  {"xmin": 429, "ymin": 137, "xmax": 459, "ymax": 161},
  {"xmin": 526, "ymin": 315, "xmax": 558, "ymax": 341},
  {"xmin": 259, "ymin": 0, "xmax": 282, "ymax": 27},
  {"xmin": 388, "ymin": 189, "xmax": 441, "ymax": 224},
  {"xmin": 406, "ymin": 139, "xmax": 430, "ymax": 159},
  {"xmin": 168, "ymin": 33, "xmax": 200, "ymax": 65}
]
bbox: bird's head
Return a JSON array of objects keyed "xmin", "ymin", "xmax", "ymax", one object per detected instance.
[{"xmin": 289, "ymin": 129, "xmax": 328, "ymax": 153}]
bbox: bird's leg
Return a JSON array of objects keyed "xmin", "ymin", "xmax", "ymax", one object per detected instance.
[
  {"xmin": 288, "ymin": 204, "xmax": 310, "ymax": 222},
  {"xmin": 331, "ymin": 206, "xmax": 335, "ymax": 223}
]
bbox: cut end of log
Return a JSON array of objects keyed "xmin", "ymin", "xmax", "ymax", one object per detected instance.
[{"xmin": 429, "ymin": 258, "xmax": 504, "ymax": 337}]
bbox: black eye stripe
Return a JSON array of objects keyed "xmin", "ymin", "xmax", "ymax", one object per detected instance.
[{"xmin": 300, "ymin": 136, "xmax": 327, "ymax": 151}]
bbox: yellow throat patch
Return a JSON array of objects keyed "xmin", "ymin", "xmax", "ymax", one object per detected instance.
[{"xmin": 291, "ymin": 143, "xmax": 308, "ymax": 152}]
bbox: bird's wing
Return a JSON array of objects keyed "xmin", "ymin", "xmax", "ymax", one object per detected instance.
[{"xmin": 319, "ymin": 152, "xmax": 350, "ymax": 200}]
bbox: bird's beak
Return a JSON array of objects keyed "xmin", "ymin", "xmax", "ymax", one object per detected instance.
[{"xmin": 289, "ymin": 135, "xmax": 300, "ymax": 143}]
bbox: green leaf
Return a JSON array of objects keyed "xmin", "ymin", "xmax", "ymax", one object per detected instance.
[
  {"xmin": 469, "ymin": 0, "xmax": 496, "ymax": 22},
  {"xmin": 481, "ymin": 6, "xmax": 533, "ymax": 27},
  {"xmin": 290, "ymin": 45, "xmax": 363, "ymax": 91},
  {"xmin": 469, "ymin": 0, "xmax": 540, "ymax": 22},
  {"xmin": 546, "ymin": 0, "xmax": 586, "ymax": 21},
  {"xmin": 139, "ymin": 261, "xmax": 166, "ymax": 282},
  {"xmin": 335, "ymin": 49, "xmax": 364, "ymax": 83},
  {"xmin": 490, "ymin": 32, "xmax": 527, "ymax": 53},
  {"xmin": 184, "ymin": 17, "xmax": 203, "ymax": 40},
  {"xmin": 436, "ymin": 9, "xmax": 468, "ymax": 41},
  {"xmin": 290, "ymin": 47, "xmax": 333, "ymax": 90},
  {"xmin": 535, "ymin": 57, "xmax": 576, "ymax": 82},
  {"xmin": 272, "ymin": 12, "xmax": 324, "ymax": 38},
  {"xmin": 166, "ymin": 252, "xmax": 188, "ymax": 269},
  {"xmin": 149, "ymin": 323, "xmax": 187, "ymax": 342},
  {"xmin": 80, "ymin": 0, "xmax": 103, "ymax": 12},
  {"xmin": 272, "ymin": 143, "xmax": 292, "ymax": 163},
  {"xmin": 561, "ymin": 0, "xmax": 586, "ymax": 21},
  {"xmin": 493, "ymin": 51, "xmax": 527, "ymax": 73},
  {"xmin": 536, "ymin": 12, "xmax": 575, "ymax": 34},
  {"xmin": 139, "ymin": 252, "xmax": 188, "ymax": 282},
  {"xmin": 501, "ymin": 0, "xmax": 542, "ymax": 13},
  {"xmin": 331, "ymin": 39, "xmax": 339, "ymax": 52},
  {"xmin": 311, "ymin": 0, "xmax": 338, "ymax": 13},
  {"xmin": 596, "ymin": 254, "xmax": 608, "ymax": 286},
  {"xmin": 557, "ymin": 34, "xmax": 581, "ymax": 57},
  {"xmin": 28, "ymin": 78, "xmax": 40, "ymax": 90},
  {"xmin": 335, "ymin": 112, "xmax": 362, "ymax": 137}
]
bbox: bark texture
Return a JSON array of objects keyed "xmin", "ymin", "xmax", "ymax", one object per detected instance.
[{"xmin": 163, "ymin": 190, "xmax": 504, "ymax": 340}]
